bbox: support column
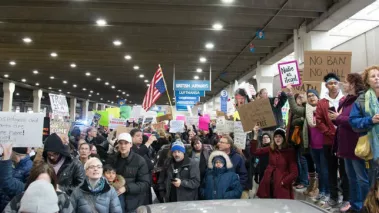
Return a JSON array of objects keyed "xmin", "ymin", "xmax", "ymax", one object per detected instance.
[
  {"xmin": 82, "ymin": 100, "xmax": 89, "ymax": 121},
  {"xmin": 70, "ymin": 98, "xmax": 77, "ymax": 121},
  {"xmin": 92, "ymin": 102, "xmax": 98, "ymax": 111},
  {"xmin": 2, "ymin": 82, "xmax": 15, "ymax": 112},
  {"xmin": 255, "ymin": 62, "xmax": 276, "ymax": 97},
  {"xmin": 32, "ymin": 89, "xmax": 43, "ymax": 113},
  {"xmin": 99, "ymin": 104, "xmax": 106, "ymax": 111}
]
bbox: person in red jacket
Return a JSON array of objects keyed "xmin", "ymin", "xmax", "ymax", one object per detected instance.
[
  {"xmin": 251, "ymin": 127, "xmax": 298, "ymax": 199},
  {"xmin": 316, "ymin": 73, "xmax": 349, "ymax": 210}
]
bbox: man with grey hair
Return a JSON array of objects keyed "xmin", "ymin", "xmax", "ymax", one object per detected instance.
[{"xmin": 158, "ymin": 141, "xmax": 200, "ymax": 202}]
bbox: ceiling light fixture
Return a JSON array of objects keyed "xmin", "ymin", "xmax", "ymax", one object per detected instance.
[
  {"xmin": 67, "ymin": 92, "xmax": 70, "ymax": 94},
  {"xmin": 205, "ymin": 42, "xmax": 214, "ymax": 49},
  {"xmin": 50, "ymin": 76, "xmax": 54, "ymax": 79},
  {"xmin": 21, "ymin": 78, "xmax": 26, "ymax": 82},
  {"xmin": 147, "ymin": 84, "xmax": 150, "ymax": 87},
  {"xmin": 33, "ymin": 70, "xmax": 39, "ymax": 74},
  {"xmin": 96, "ymin": 78, "xmax": 101, "ymax": 81},
  {"xmin": 58, "ymin": 89, "xmax": 62, "ymax": 92},
  {"xmin": 105, "ymin": 82, "xmax": 109, "ymax": 85},
  {"xmin": 199, "ymin": 57, "xmax": 207, "ymax": 63},
  {"xmin": 35, "ymin": 83, "xmax": 39, "ymax": 86},
  {"xmin": 194, "ymin": 76, "xmax": 199, "ymax": 79},
  {"xmin": 113, "ymin": 40, "xmax": 122, "ymax": 46},
  {"xmin": 139, "ymin": 74, "xmax": 144, "ymax": 78},
  {"xmin": 144, "ymin": 80, "xmax": 148, "ymax": 83},
  {"xmin": 124, "ymin": 55, "xmax": 132, "ymax": 60},
  {"xmin": 70, "ymin": 63, "xmax": 76, "ymax": 68},
  {"xmin": 111, "ymin": 85, "xmax": 115, "ymax": 89},
  {"xmin": 4, "ymin": 74, "xmax": 9, "ymax": 78},
  {"xmin": 221, "ymin": 0, "xmax": 234, "ymax": 3},
  {"xmin": 212, "ymin": 23, "xmax": 223, "ymax": 30},
  {"xmin": 117, "ymin": 90, "xmax": 121, "ymax": 92},
  {"xmin": 9, "ymin": 61, "xmax": 16, "ymax": 66},
  {"xmin": 83, "ymin": 88, "xmax": 87, "ymax": 91},
  {"xmin": 90, "ymin": 90, "xmax": 93, "ymax": 93},
  {"xmin": 23, "ymin": 37, "xmax": 32, "ymax": 43},
  {"xmin": 126, "ymin": 94, "xmax": 129, "ymax": 97},
  {"xmin": 85, "ymin": 72, "xmax": 91, "ymax": 76},
  {"xmin": 16, "ymin": 93, "xmax": 19, "ymax": 96},
  {"xmin": 88, "ymin": 94, "xmax": 92, "ymax": 97},
  {"xmin": 63, "ymin": 80, "xmax": 67, "ymax": 84},
  {"xmin": 133, "ymin": 65, "xmax": 139, "ymax": 70},
  {"xmin": 48, "ymin": 87, "xmax": 52, "ymax": 89},
  {"xmin": 100, "ymin": 98, "xmax": 103, "ymax": 100},
  {"xmin": 50, "ymin": 52, "xmax": 58, "ymax": 57},
  {"xmin": 96, "ymin": 19, "xmax": 107, "ymax": 26},
  {"xmin": 196, "ymin": 68, "xmax": 203, "ymax": 73},
  {"xmin": 73, "ymin": 84, "xmax": 77, "ymax": 88},
  {"xmin": 116, "ymin": 95, "xmax": 119, "ymax": 98},
  {"xmin": 122, "ymin": 92, "xmax": 125, "ymax": 94},
  {"xmin": 96, "ymin": 93, "xmax": 100, "ymax": 95}
]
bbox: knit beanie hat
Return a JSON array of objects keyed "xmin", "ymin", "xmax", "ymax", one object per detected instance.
[
  {"xmin": 19, "ymin": 180, "xmax": 59, "ymax": 213},
  {"xmin": 273, "ymin": 128, "xmax": 286, "ymax": 141},
  {"xmin": 12, "ymin": 148, "xmax": 28, "ymax": 155},
  {"xmin": 171, "ymin": 141, "xmax": 185, "ymax": 153},
  {"xmin": 306, "ymin": 89, "xmax": 319, "ymax": 99},
  {"xmin": 212, "ymin": 155, "xmax": 226, "ymax": 167}
]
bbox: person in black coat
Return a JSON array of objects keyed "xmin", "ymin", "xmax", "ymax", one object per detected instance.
[{"xmin": 106, "ymin": 132, "xmax": 151, "ymax": 213}]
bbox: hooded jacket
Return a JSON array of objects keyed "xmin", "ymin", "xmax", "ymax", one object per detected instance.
[
  {"xmin": 43, "ymin": 133, "xmax": 85, "ymax": 195},
  {"xmin": 200, "ymin": 151, "xmax": 242, "ymax": 200},
  {"xmin": 228, "ymin": 148, "xmax": 248, "ymax": 189}
]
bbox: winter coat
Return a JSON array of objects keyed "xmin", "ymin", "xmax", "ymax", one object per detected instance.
[
  {"xmin": 108, "ymin": 175, "xmax": 127, "ymax": 212},
  {"xmin": 186, "ymin": 144, "xmax": 213, "ymax": 181},
  {"xmin": 252, "ymin": 146, "xmax": 298, "ymax": 199},
  {"xmin": 0, "ymin": 157, "xmax": 32, "ymax": 212},
  {"xmin": 250, "ymin": 140, "xmax": 269, "ymax": 184},
  {"xmin": 263, "ymin": 91, "xmax": 288, "ymax": 131},
  {"xmin": 228, "ymin": 148, "xmax": 248, "ymax": 189},
  {"xmin": 43, "ymin": 133, "xmax": 86, "ymax": 195},
  {"xmin": 158, "ymin": 156, "xmax": 200, "ymax": 202},
  {"xmin": 316, "ymin": 98, "xmax": 339, "ymax": 146},
  {"xmin": 131, "ymin": 144, "xmax": 154, "ymax": 171},
  {"xmin": 85, "ymin": 135, "xmax": 109, "ymax": 161},
  {"xmin": 3, "ymin": 191, "xmax": 73, "ymax": 213},
  {"xmin": 200, "ymin": 151, "xmax": 242, "ymax": 200},
  {"xmin": 333, "ymin": 95, "xmax": 360, "ymax": 159},
  {"xmin": 106, "ymin": 151, "xmax": 150, "ymax": 212},
  {"xmin": 70, "ymin": 179, "xmax": 122, "ymax": 213},
  {"xmin": 349, "ymin": 93, "xmax": 376, "ymax": 134}
]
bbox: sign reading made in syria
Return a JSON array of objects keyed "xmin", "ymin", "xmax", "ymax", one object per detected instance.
[{"xmin": 174, "ymin": 80, "xmax": 210, "ymax": 91}]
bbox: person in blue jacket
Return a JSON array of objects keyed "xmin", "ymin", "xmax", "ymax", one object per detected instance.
[{"xmin": 200, "ymin": 150, "xmax": 242, "ymax": 200}]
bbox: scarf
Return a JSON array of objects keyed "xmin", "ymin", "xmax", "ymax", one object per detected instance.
[
  {"xmin": 325, "ymin": 91, "xmax": 344, "ymax": 109},
  {"xmin": 87, "ymin": 176, "xmax": 106, "ymax": 195},
  {"xmin": 48, "ymin": 156, "xmax": 65, "ymax": 174},
  {"xmin": 365, "ymin": 89, "xmax": 379, "ymax": 159},
  {"xmin": 305, "ymin": 103, "xmax": 317, "ymax": 128}
]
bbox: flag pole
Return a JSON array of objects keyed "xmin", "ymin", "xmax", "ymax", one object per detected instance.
[{"xmin": 159, "ymin": 64, "xmax": 174, "ymax": 115}]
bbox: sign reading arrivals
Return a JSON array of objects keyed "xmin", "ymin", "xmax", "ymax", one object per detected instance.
[
  {"xmin": 174, "ymin": 80, "xmax": 211, "ymax": 91},
  {"xmin": 175, "ymin": 90, "xmax": 205, "ymax": 97}
]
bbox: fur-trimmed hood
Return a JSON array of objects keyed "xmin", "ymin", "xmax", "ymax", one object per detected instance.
[
  {"xmin": 108, "ymin": 175, "xmax": 126, "ymax": 190},
  {"xmin": 208, "ymin": 151, "xmax": 233, "ymax": 169}
]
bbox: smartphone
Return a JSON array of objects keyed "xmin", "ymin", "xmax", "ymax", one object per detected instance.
[{"xmin": 328, "ymin": 107, "xmax": 336, "ymax": 112}]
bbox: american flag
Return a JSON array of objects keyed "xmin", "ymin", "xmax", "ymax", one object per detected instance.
[{"xmin": 142, "ymin": 66, "xmax": 166, "ymax": 111}]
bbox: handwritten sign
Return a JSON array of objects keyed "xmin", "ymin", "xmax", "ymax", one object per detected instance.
[
  {"xmin": 215, "ymin": 116, "xmax": 226, "ymax": 133},
  {"xmin": 116, "ymin": 126, "xmax": 133, "ymax": 138},
  {"xmin": 156, "ymin": 114, "xmax": 172, "ymax": 122},
  {"xmin": 304, "ymin": 51, "xmax": 352, "ymax": 82},
  {"xmin": 0, "ymin": 112, "xmax": 44, "ymax": 147},
  {"xmin": 152, "ymin": 122, "xmax": 166, "ymax": 131},
  {"xmin": 49, "ymin": 94, "xmax": 69, "ymax": 117},
  {"xmin": 186, "ymin": 116, "xmax": 199, "ymax": 128},
  {"xmin": 234, "ymin": 121, "xmax": 247, "ymax": 149},
  {"xmin": 292, "ymin": 81, "xmax": 322, "ymax": 95},
  {"xmin": 50, "ymin": 120, "xmax": 71, "ymax": 136},
  {"xmin": 225, "ymin": 120, "xmax": 234, "ymax": 133},
  {"xmin": 278, "ymin": 60, "xmax": 301, "ymax": 88},
  {"xmin": 169, "ymin": 120, "xmax": 185, "ymax": 133},
  {"xmin": 109, "ymin": 118, "xmax": 127, "ymax": 129},
  {"xmin": 237, "ymin": 98, "xmax": 277, "ymax": 132}
]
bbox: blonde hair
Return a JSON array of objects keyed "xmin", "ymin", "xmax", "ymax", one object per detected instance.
[
  {"xmin": 221, "ymin": 134, "xmax": 234, "ymax": 145},
  {"xmin": 84, "ymin": 157, "xmax": 102, "ymax": 171},
  {"xmin": 362, "ymin": 65, "xmax": 379, "ymax": 89}
]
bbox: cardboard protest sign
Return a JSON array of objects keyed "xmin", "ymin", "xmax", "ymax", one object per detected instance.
[
  {"xmin": 292, "ymin": 81, "xmax": 323, "ymax": 95},
  {"xmin": 49, "ymin": 94, "xmax": 69, "ymax": 117},
  {"xmin": 234, "ymin": 121, "xmax": 247, "ymax": 149},
  {"xmin": 237, "ymin": 98, "xmax": 277, "ymax": 132},
  {"xmin": 216, "ymin": 111, "xmax": 226, "ymax": 117},
  {"xmin": 109, "ymin": 118, "xmax": 127, "ymax": 130},
  {"xmin": 116, "ymin": 126, "xmax": 133, "ymax": 138},
  {"xmin": 303, "ymin": 51, "xmax": 352, "ymax": 82},
  {"xmin": 169, "ymin": 120, "xmax": 185, "ymax": 133},
  {"xmin": 278, "ymin": 60, "xmax": 301, "ymax": 88},
  {"xmin": 0, "ymin": 112, "xmax": 44, "ymax": 147},
  {"xmin": 156, "ymin": 114, "xmax": 172, "ymax": 122},
  {"xmin": 50, "ymin": 120, "xmax": 71, "ymax": 135},
  {"xmin": 152, "ymin": 122, "xmax": 165, "ymax": 131}
]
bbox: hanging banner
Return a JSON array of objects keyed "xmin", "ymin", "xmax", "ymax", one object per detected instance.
[
  {"xmin": 176, "ymin": 100, "xmax": 198, "ymax": 105},
  {"xmin": 234, "ymin": 121, "xmax": 247, "ymax": 149},
  {"xmin": 176, "ymin": 96, "xmax": 200, "ymax": 102},
  {"xmin": 0, "ymin": 112, "xmax": 44, "ymax": 147},
  {"xmin": 220, "ymin": 90, "xmax": 228, "ymax": 114},
  {"xmin": 174, "ymin": 80, "xmax": 210, "ymax": 91},
  {"xmin": 278, "ymin": 60, "xmax": 301, "ymax": 88},
  {"xmin": 175, "ymin": 90, "xmax": 205, "ymax": 97},
  {"xmin": 49, "ymin": 94, "xmax": 69, "ymax": 117},
  {"xmin": 176, "ymin": 105, "xmax": 190, "ymax": 111}
]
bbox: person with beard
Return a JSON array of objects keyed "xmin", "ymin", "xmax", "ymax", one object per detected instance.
[
  {"xmin": 78, "ymin": 143, "xmax": 91, "ymax": 165},
  {"xmin": 200, "ymin": 151, "xmax": 242, "ymax": 200},
  {"xmin": 43, "ymin": 133, "xmax": 85, "ymax": 195},
  {"xmin": 250, "ymin": 129, "xmax": 271, "ymax": 184},
  {"xmin": 158, "ymin": 141, "xmax": 200, "ymax": 202}
]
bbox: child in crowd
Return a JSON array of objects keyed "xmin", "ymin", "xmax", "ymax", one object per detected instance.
[{"xmin": 103, "ymin": 164, "xmax": 126, "ymax": 212}]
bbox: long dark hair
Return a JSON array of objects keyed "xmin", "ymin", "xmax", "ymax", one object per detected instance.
[
  {"xmin": 25, "ymin": 162, "xmax": 58, "ymax": 190},
  {"xmin": 347, "ymin": 73, "xmax": 366, "ymax": 94}
]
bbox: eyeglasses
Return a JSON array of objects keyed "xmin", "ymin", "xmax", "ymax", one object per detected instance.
[{"xmin": 87, "ymin": 165, "xmax": 103, "ymax": 170}]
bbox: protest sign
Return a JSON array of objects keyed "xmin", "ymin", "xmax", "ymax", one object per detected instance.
[
  {"xmin": 278, "ymin": 60, "xmax": 301, "ymax": 88},
  {"xmin": 186, "ymin": 116, "xmax": 199, "ymax": 127},
  {"xmin": 109, "ymin": 118, "xmax": 126, "ymax": 129},
  {"xmin": 176, "ymin": 115, "xmax": 186, "ymax": 123},
  {"xmin": 131, "ymin": 106, "xmax": 144, "ymax": 120},
  {"xmin": 0, "ymin": 112, "xmax": 44, "ymax": 147},
  {"xmin": 50, "ymin": 120, "xmax": 71, "ymax": 135},
  {"xmin": 225, "ymin": 120, "xmax": 234, "ymax": 133},
  {"xmin": 49, "ymin": 94, "xmax": 69, "ymax": 116},
  {"xmin": 291, "ymin": 81, "xmax": 322, "ymax": 95},
  {"xmin": 303, "ymin": 51, "xmax": 352, "ymax": 82},
  {"xmin": 90, "ymin": 113, "xmax": 101, "ymax": 128},
  {"xmin": 152, "ymin": 122, "xmax": 165, "ymax": 131},
  {"xmin": 199, "ymin": 116, "xmax": 210, "ymax": 131},
  {"xmin": 116, "ymin": 126, "xmax": 133, "ymax": 138},
  {"xmin": 216, "ymin": 111, "xmax": 226, "ymax": 117},
  {"xmin": 234, "ymin": 121, "xmax": 247, "ymax": 149},
  {"xmin": 169, "ymin": 120, "xmax": 185, "ymax": 133},
  {"xmin": 215, "ymin": 116, "xmax": 226, "ymax": 133},
  {"xmin": 156, "ymin": 114, "xmax": 172, "ymax": 122},
  {"xmin": 237, "ymin": 98, "xmax": 277, "ymax": 132}
]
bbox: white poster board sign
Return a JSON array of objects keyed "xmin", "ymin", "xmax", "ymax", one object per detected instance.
[
  {"xmin": 233, "ymin": 121, "xmax": 247, "ymax": 150},
  {"xmin": 0, "ymin": 112, "xmax": 44, "ymax": 147},
  {"xmin": 131, "ymin": 106, "xmax": 145, "ymax": 120},
  {"xmin": 186, "ymin": 116, "xmax": 199, "ymax": 128},
  {"xmin": 216, "ymin": 116, "xmax": 226, "ymax": 134},
  {"xmin": 109, "ymin": 118, "xmax": 127, "ymax": 129},
  {"xmin": 49, "ymin": 94, "xmax": 69, "ymax": 116},
  {"xmin": 277, "ymin": 60, "xmax": 301, "ymax": 88},
  {"xmin": 50, "ymin": 120, "xmax": 71, "ymax": 135},
  {"xmin": 225, "ymin": 120, "xmax": 234, "ymax": 133},
  {"xmin": 169, "ymin": 120, "xmax": 185, "ymax": 133}
]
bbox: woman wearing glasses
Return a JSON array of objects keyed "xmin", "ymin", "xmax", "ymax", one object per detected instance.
[{"xmin": 70, "ymin": 157, "xmax": 122, "ymax": 213}]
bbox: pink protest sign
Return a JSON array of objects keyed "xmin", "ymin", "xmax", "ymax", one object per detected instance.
[
  {"xmin": 176, "ymin": 115, "xmax": 186, "ymax": 122},
  {"xmin": 199, "ymin": 116, "xmax": 210, "ymax": 131}
]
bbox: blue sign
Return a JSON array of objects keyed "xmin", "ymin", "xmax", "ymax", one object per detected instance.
[
  {"xmin": 176, "ymin": 100, "xmax": 198, "ymax": 105},
  {"xmin": 175, "ymin": 90, "xmax": 205, "ymax": 97},
  {"xmin": 176, "ymin": 105, "xmax": 190, "ymax": 111},
  {"xmin": 220, "ymin": 90, "xmax": 228, "ymax": 114},
  {"xmin": 176, "ymin": 96, "xmax": 200, "ymax": 102},
  {"xmin": 175, "ymin": 80, "xmax": 210, "ymax": 91}
]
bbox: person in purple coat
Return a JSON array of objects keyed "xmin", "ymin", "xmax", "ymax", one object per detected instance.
[{"xmin": 329, "ymin": 73, "xmax": 369, "ymax": 213}]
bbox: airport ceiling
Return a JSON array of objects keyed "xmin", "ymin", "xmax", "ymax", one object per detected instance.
[{"xmin": 0, "ymin": 0, "xmax": 346, "ymax": 105}]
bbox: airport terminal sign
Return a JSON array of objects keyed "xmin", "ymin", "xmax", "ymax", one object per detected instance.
[{"xmin": 174, "ymin": 80, "xmax": 210, "ymax": 91}]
